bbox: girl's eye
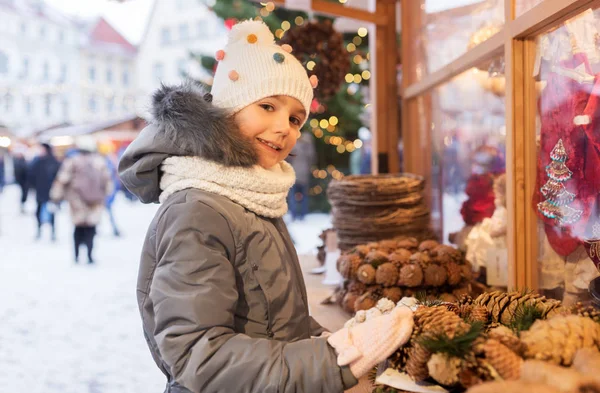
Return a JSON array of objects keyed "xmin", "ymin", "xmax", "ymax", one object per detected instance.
[
  {"xmin": 290, "ymin": 117, "xmax": 301, "ymax": 126},
  {"xmin": 260, "ymin": 104, "xmax": 274, "ymax": 112}
]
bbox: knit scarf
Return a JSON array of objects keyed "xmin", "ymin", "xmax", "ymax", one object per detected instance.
[{"xmin": 159, "ymin": 156, "xmax": 296, "ymax": 218}]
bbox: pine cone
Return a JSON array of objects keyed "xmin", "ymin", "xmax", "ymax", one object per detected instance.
[
  {"xmin": 353, "ymin": 244, "xmax": 372, "ymax": 257},
  {"xmin": 446, "ymin": 262, "xmax": 463, "ymax": 286},
  {"xmin": 388, "ymin": 248, "xmax": 412, "ymax": 268},
  {"xmin": 470, "ymin": 305, "xmax": 489, "ymax": 324},
  {"xmin": 376, "ymin": 263, "xmax": 399, "ymax": 287},
  {"xmin": 398, "ymin": 264, "xmax": 424, "ymax": 287},
  {"xmin": 459, "ymin": 356, "xmax": 493, "ymax": 388},
  {"xmin": 452, "ymin": 285, "xmax": 471, "ymax": 299},
  {"xmin": 424, "ymin": 264, "xmax": 448, "ymax": 287},
  {"xmin": 427, "ymin": 353, "xmax": 461, "ymax": 386},
  {"xmin": 439, "ymin": 293, "xmax": 459, "ymax": 304},
  {"xmin": 338, "ymin": 254, "xmax": 363, "ymax": 279},
  {"xmin": 475, "ymin": 290, "xmax": 549, "ymax": 325},
  {"xmin": 414, "ymin": 305, "xmax": 470, "ymax": 339},
  {"xmin": 365, "ymin": 250, "xmax": 389, "ymax": 266},
  {"xmin": 382, "ymin": 287, "xmax": 403, "ymax": 303},
  {"xmin": 357, "ymin": 264, "xmax": 376, "ymax": 284},
  {"xmin": 483, "ymin": 339, "xmax": 523, "ymax": 380},
  {"xmin": 521, "ymin": 315, "xmax": 600, "ymax": 366},
  {"xmin": 418, "ymin": 240, "xmax": 440, "ymax": 254},
  {"xmin": 406, "ymin": 343, "xmax": 431, "ymax": 381},
  {"xmin": 354, "ymin": 292, "xmax": 378, "ymax": 312},
  {"xmin": 571, "ymin": 302, "xmax": 600, "ymax": 323},
  {"xmin": 488, "ymin": 325, "xmax": 525, "ymax": 355},
  {"xmin": 342, "ymin": 292, "xmax": 359, "ymax": 313}
]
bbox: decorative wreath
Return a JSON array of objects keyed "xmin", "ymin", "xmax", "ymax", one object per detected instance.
[{"xmin": 280, "ymin": 19, "xmax": 350, "ymax": 100}]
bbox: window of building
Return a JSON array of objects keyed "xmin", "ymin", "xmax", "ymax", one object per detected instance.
[
  {"xmin": 89, "ymin": 65, "xmax": 96, "ymax": 82},
  {"xmin": 59, "ymin": 63, "xmax": 67, "ymax": 83},
  {"xmin": 58, "ymin": 30, "xmax": 65, "ymax": 44},
  {"xmin": 177, "ymin": 59, "xmax": 187, "ymax": 77},
  {"xmin": 44, "ymin": 94, "xmax": 52, "ymax": 116},
  {"xmin": 122, "ymin": 69, "xmax": 129, "ymax": 86},
  {"xmin": 161, "ymin": 27, "xmax": 171, "ymax": 46},
  {"xmin": 4, "ymin": 93, "xmax": 12, "ymax": 112},
  {"xmin": 106, "ymin": 67, "xmax": 113, "ymax": 84},
  {"xmin": 88, "ymin": 95, "xmax": 97, "ymax": 113},
  {"xmin": 197, "ymin": 20, "xmax": 205, "ymax": 37},
  {"xmin": 0, "ymin": 52, "xmax": 8, "ymax": 75},
  {"xmin": 43, "ymin": 61, "xmax": 49, "ymax": 81},
  {"xmin": 21, "ymin": 57, "xmax": 29, "ymax": 79},
  {"xmin": 25, "ymin": 97, "xmax": 32, "ymax": 115},
  {"xmin": 176, "ymin": 0, "xmax": 185, "ymax": 9},
  {"xmin": 153, "ymin": 62, "xmax": 164, "ymax": 81},
  {"xmin": 20, "ymin": 22, "xmax": 27, "ymax": 36},
  {"xmin": 179, "ymin": 23, "xmax": 189, "ymax": 41},
  {"xmin": 107, "ymin": 96, "xmax": 115, "ymax": 113},
  {"xmin": 62, "ymin": 98, "xmax": 69, "ymax": 120},
  {"xmin": 39, "ymin": 25, "xmax": 46, "ymax": 39}
]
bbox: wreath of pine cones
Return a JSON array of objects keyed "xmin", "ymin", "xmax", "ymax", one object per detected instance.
[{"xmin": 280, "ymin": 19, "xmax": 350, "ymax": 100}]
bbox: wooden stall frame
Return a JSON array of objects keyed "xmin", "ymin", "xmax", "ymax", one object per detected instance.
[{"xmin": 402, "ymin": 0, "xmax": 600, "ymax": 289}]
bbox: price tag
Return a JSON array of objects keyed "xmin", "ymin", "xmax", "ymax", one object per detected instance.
[
  {"xmin": 486, "ymin": 247, "xmax": 508, "ymax": 286},
  {"xmin": 285, "ymin": 0, "xmax": 312, "ymax": 11}
]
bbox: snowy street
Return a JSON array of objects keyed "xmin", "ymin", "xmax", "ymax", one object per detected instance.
[{"xmin": 0, "ymin": 184, "xmax": 331, "ymax": 392}]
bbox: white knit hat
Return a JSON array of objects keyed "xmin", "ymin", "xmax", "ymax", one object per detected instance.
[{"xmin": 210, "ymin": 20, "xmax": 317, "ymax": 122}]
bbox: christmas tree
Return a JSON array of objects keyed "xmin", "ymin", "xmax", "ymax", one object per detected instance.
[
  {"xmin": 195, "ymin": 0, "xmax": 370, "ymax": 212},
  {"xmin": 537, "ymin": 139, "xmax": 582, "ymax": 225}
]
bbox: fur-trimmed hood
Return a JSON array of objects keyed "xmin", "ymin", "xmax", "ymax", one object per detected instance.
[{"xmin": 118, "ymin": 82, "xmax": 258, "ymax": 203}]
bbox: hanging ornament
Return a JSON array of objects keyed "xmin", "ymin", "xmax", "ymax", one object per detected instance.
[{"xmin": 584, "ymin": 222, "xmax": 600, "ymax": 273}]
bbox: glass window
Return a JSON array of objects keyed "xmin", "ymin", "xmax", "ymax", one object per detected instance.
[
  {"xmin": 20, "ymin": 57, "xmax": 28, "ymax": 79},
  {"xmin": 44, "ymin": 94, "xmax": 52, "ymax": 116},
  {"xmin": 179, "ymin": 23, "xmax": 189, "ymax": 41},
  {"xmin": 89, "ymin": 65, "xmax": 96, "ymax": 82},
  {"xmin": 25, "ymin": 96, "xmax": 32, "ymax": 114},
  {"xmin": 20, "ymin": 22, "xmax": 26, "ymax": 35},
  {"xmin": 407, "ymin": 0, "xmax": 504, "ymax": 81},
  {"xmin": 153, "ymin": 62, "xmax": 164, "ymax": 81},
  {"xmin": 43, "ymin": 61, "xmax": 49, "ymax": 81},
  {"xmin": 197, "ymin": 20, "xmax": 205, "ymax": 37},
  {"xmin": 161, "ymin": 27, "xmax": 171, "ymax": 46},
  {"xmin": 428, "ymin": 55, "xmax": 507, "ymax": 286},
  {"xmin": 4, "ymin": 93, "xmax": 12, "ymax": 112},
  {"xmin": 88, "ymin": 95, "xmax": 97, "ymax": 112},
  {"xmin": 59, "ymin": 64, "xmax": 67, "ymax": 83},
  {"xmin": 177, "ymin": 59, "xmax": 187, "ymax": 77},
  {"xmin": 0, "ymin": 52, "xmax": 8, "ymax": 75},
  {"xmin": 58, "ymin": 29, "xmax": 65, "ymax": 43},
  {"xmin": 39, "ymin": 25, "xmax": 46, "ymax": 38},
  {"xmin": 107, "ymin": 96, "xmax": 115, "ymax": 113},
  {"xmin": 530, "ymin": 8, "xmax": 600, "ymax": 306},
  {"xmin": 62, "ymin": 98, "xmax": 69, "ymax": 119},
  {"xmin": 516, "ymin": 0, "xmax": 545, "ymax": 17},
  {"xmin": 122, "ymin": 70, "xmax": 129, "ymax": 86},
  {"xmin": 106, "ymin": 67, "xmax": 113, "ymax": 84}
]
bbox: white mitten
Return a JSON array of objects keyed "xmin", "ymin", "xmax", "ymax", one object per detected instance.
[{"xmin": 327, "ymin": 307, "xmax": 414, "ymax": 379}]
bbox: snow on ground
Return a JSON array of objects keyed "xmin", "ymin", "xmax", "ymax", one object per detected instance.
[{"xmin": 0, "ymin": 184, "xmax": 328, "ymax": 392}]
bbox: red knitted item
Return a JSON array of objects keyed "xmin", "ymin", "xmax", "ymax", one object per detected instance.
[{"xmin": 461, "ymin": 173, "xmax": 496, "ymax": 226}]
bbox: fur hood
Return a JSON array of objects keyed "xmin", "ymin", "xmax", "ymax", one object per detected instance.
[{"xmin": 118, "ymin": 82, "xmax": 258, "ymax": 203}]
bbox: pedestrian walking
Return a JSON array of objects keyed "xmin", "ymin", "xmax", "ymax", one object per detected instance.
[
  {"xmin": 119, "ymin": 20, "xmax": 412, "ymax": 393},
  {"xmin": 50, "ymin": 139, "xmax": 113, "ymax": 263},
  {"xmin": 28, "ymin": 143, "xmax": 60, "ymax": 241},
  {"xmin": 287, "ymin": 131, "xmax": 315, "ymax": 221},
  {"xmin": 12, "ymin": 149, "xmax": 29, "ymax": 213},
  {"xmin": 104, "ymin": 154, "xmax": 121, "ymax": 237}
]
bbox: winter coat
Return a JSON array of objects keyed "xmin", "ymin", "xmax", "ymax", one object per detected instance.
[
  {"xmin": 50, "ymin": 153, "xmax": 113, "ymax": 226},
  {"xmin": 13, "ymin": 156, "xmax": 28, "ymax": 186},
  {"xmin": 288, "ymin": 132, "xmax": 316, "ymax": 186},
  {"xmin": 118, "ymin": 83, "xmax": 357, "ymax": 393},
  {"xmin": 29, "ymin": 154, "xmax": 60, "ymax": 203}
]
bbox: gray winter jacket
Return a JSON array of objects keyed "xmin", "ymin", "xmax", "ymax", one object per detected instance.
[{"xmin": 119, "ymin": 83, "xmax": 357, "ymax": 393}]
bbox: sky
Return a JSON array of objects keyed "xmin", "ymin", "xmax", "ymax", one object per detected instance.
[{"xmin": 43, "ymin": 0, "xmax": 154, "ymax": 45}]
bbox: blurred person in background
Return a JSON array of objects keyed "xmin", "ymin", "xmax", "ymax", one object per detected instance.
[
  {"xmin": 12, "ymin": 148, "xmax": 29, "ymax": 214},
  {"xmin": 29, "ymin": 143, "xmax": 60, "ymax": 241},
  {"xmin": 50, "ymin": 138, "xmax": 113, "ymax": 264},
  {"xmin": 287, "ymin": 132, "xmax": 316, "ymax": 221},
  {"xmin": 100, "ymin": 144, "xmax": 122, "ymax": 237},
  {"xmin": 0, "ymin": 151, "xmax": 5, "ymax": 193}
]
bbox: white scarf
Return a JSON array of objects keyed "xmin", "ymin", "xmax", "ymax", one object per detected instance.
[{"xmin": 159, "ymin": 156, "xmax": 296, "ymax": 218}]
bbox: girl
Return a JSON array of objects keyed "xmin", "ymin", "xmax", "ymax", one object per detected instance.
[{"xmin": 119, "ymin": 20, "xmax": 413, "ymax": 393}]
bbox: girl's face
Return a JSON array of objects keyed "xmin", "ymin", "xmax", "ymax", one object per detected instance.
[{"xmin": 234, "ymin": 95, "xmax": 306, "ymax": 169}]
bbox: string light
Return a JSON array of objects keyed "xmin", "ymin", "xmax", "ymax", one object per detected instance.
[
  {"xmin": 346, "ymin": 43, "xmax": 356, "ymax": 52},
  {"xmin": 307, "ymin": 61, "xmax": 316, "ymax": 71},
  {"xmin": 357, "ymin": 27, "xmax": 368, "ymax": 37},
  {"xmin": 281, "ymin": 21, "xmax": 291, "ymax": 31},
  {"xmin": 352, "ymin": 36, "xmax": 362, "ymax": 46},
  {"xmin": 344, "ymin": 73, "xmax": 354, "ymax": 83},
  {"xmin": 361, "ymin": 70, "xmax": 371, "ymax": 80},
  {"xmin": 294, "ymin": 16, "xmax": 304, "ymax": 25}
]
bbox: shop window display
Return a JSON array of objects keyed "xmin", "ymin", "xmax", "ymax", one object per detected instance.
[
  {"xmin": 532, "ymin": 8, "xmax": 600, "ymax": 306},
  {"xmin": 429, "ymin": 57, "xmax": 507, "ymax": 286},
  {"xmin": 417, "ymin": 0, "xmax": 504, "ymax": 78}
]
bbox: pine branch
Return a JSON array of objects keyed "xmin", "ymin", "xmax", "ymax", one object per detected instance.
[
  {"xmin": 419, "ymin": 322, "xmax": 484, "ymax": 358},
  {"xmin": 509, "ymin": 303, "xmax": 544, "ymax": 334}
]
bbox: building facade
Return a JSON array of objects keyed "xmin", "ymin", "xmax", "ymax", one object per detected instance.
[{"xmin": 134, "ymin": 0, "xmax": 227, "ymax": 114}]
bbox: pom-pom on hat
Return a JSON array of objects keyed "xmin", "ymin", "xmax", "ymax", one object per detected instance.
[{"xmin": 210, "ymin": 20, "xmax": 314, "ymax": 123}]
